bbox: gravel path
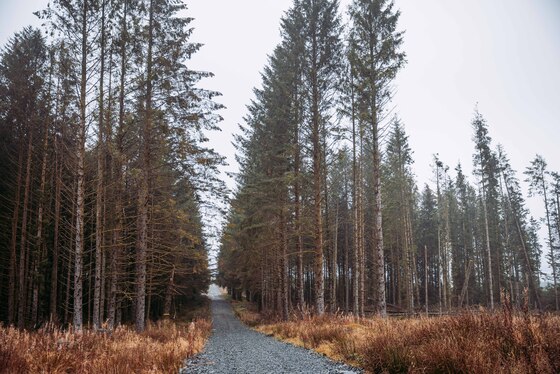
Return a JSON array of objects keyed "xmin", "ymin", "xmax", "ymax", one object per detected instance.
[{"xmin": 181, "ymin": 286, "xmax": 361, "ymax": 374}]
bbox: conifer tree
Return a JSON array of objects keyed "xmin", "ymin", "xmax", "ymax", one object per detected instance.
[
  {"xmin": 472, "ymin": 110, "xmax": 501, "ymax": 309},
  {"xmin": 382, "ymin": 119, "xmax": 416, "ymax": 311},
  {"xmin": 299, "ymin": 0, "xmax": 344, "ymax": 315},
  {"xmin": 498, "ymin": 148, "xmax": 541, "ymax": 308},
  {"xmin": 348, "ymin": 0, "xmax": 406, "ymax": 316},
  {"xmin": 417, "ymin": 185, "xmax": 438, "ymax": 310},
  {"xmin": 525, "ymin": 155, "xmax": 557, "ymax": 310}
]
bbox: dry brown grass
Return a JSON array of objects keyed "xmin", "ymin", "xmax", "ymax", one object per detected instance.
[
  {"xmin": 0, "ymin": 314, "xmax": 211, "ymax": 373},
  {"xmin": 241, "ymin": 306, "xmax": 560, "ymax": 374},
  {"xmin": 232, "ymin": 300, "xmax": 265, "ymax": 327}
]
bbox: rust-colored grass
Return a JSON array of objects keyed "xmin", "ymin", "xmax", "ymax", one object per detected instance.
[
  {"xmin": 238, "ymin": 304, "xmax": 560, "ymax": 374},
  {"xmin": 232, "ymin": 300, "xmax": 264, "ymax": 327},
  {"xmin": 0, "ymin": 313, "xmax": 211, "ymax": 374}
]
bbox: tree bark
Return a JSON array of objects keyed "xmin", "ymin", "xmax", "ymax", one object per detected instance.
[
  {"xmin": 108, "ymin": 0, "xmax": 129, "ymax": 331},
  {"xmin": 281, "ymin": 206, "xmax": 289, "ymax": 320},
  {"xmin": 8, "ymin": 143, "xmax": 24, "ymax": 325},
  {"xmin": 163, "ymin": 264, "xmax": 175, "ymax": 318},
  {"xmin": 294, "ymin": 114, "xmax": 304, "ymax": 308},
  {"xmin": 74, "ymin": 0, "xmax": 89, "ymax": 331},
  {"xmin": 17, "ymin": 131, "xmax": 33, "ymax": 329},
  {"xmin": 311, "ymin": 24, "xmax": 324, "ymax": 316},
  {"xmin": 331, "ymin": 202, "xmax": 338, "ymax": 312},
  {"xmin": 50, "ymin": 134, "xmax": 61, "ymax": 322},
  {"xmin": 424, "ymin": 245, "xmax": 429, "ymax": 315},
  {"xmin": 350, "ymin": 70, "xmax": 360, "ymax": 316},
  {"xmin": 136, "ymin": 0, "xmax": 154, "ymax": 332},
  {"xmin": 93, "ymin": 0, "xmax": 107, "ymax": 331},
  {"xmin": 372, "ymin": 133, "xmax": 386, "ymax": 316},
  {"xmin": 480, "ymin": 180, "xmax": 494, "ymax": 310},
  {"xmin": 32, "ymin": 99, "xmax": 51, "ymax": 326},
  {"xmin": 541, "ymin": 175, "xmax": 558, "ymax": 310}
]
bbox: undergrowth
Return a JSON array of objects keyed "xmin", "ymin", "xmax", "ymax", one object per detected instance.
[
  {"xmin": 0, "ymin": 298, "xmax": 211, "ymax": 374},
  {"xmin": 237, "ymin": 302, "xmax": 560, "ymax": 374}
]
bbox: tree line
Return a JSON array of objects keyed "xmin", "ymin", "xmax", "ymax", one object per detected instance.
[
  {"xmin": 217, "ymin": 0, "xmax": 560, "ymax": 317},
  {"xmin": 0, "ymin": 0, "xmax": 224, "ymax": 332}
]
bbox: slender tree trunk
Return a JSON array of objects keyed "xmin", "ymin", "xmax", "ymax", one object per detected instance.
[
  {"xmin": 331, "ymin": 202, "xmax": 339, "ymax": 312},
  {"xmin": 499, "ymin": 174, "xmax": 514, "ymax": 305},
  {"xmin": 8, "ymin": 143, "xmax": 24, "ymax": 325},
  {"xmin": 64, "ymin": 187, "xmax": 76, "ymax": 325},
  {"xmin": 443, "ymin": 188, "xmax": 450, "ymax": 309},
  {"xmin": 163, "ymin": 263, "xmax": 176, "ymax": 318},
  {"xmin": 281, "ymin": 206, "xmax": 289, "ymax": 320},
  {"xmin": 108, "ymin": 224, "xmax": 119, "ymax": 329},
  {"xmin": 108, "ymin": 0, "xmax": 129, "ymax": 331},
  {"xmin": 412, "ymin": 234, "xmax": 420, "ymax": 310},
  {"xmin": 50, "ymin": 134, "xmax": 61, "ymax": 322},
  {"xmin": 555, "ymin": 192, "xmax": 560, "ymax": 245},
  {"xmin": 424, "ymin": 245, "xmax": 429, "ymax": 315},
  {"xmin": 480, "ymin": 182, "xmax": 494, "ymax": 310},
  {"xmin": 32, "ymin": 106, "xmax": 50, "ymax": 326},
  {"xmin": 17, "ymin": 131, "xmax": 33, "ymax": 329},
  {"xmin": 311, "ymin": 29, "xmax": 324, "ymax": 316},
  {"xmin": 350, "ymin": 70, "xmax": 360, "ymax": 316},
  {"xmin": 74, "ymin": 0, "xmax": 89, "ymax": 331},
  {"xmin": 372, "ymin": 121, "xmax": 386, "ymax": 317},
  {"xmin": 93, "ymin": 0, "xmax": 107, "ymax": 330},
  {"xmin": 136, "ymin": 0, "xmax": 154, "ymax": 332},
  {"xmin": 294, "ymin": 118, "xmax": 304, "ymax": 308},
  {"xmin": 358, "ymin": 124, "xmax": 366, "ymax": 317},
  {"xmin": 405, "ymin": 205, "xmax": 414, "ymax": 312},
  {"xmin": 541, "ymin": 177, "xmax": 558, "ymax": 310},
  {"xmin": 436, "ymin": 163, "xmax": 443, "ymax": 314},
  {"xmin": 345, "ymin": 214, "xmax": 350, "ymax": 313},
  {"xmin": 146, "ymin": 264, "xmax": 153, "ymax": 322},
  {"xmin": 100, "ymin": 249, "xmax": 106, "ymax": 322},
  {"xmin": 100, "ymin": 40, "xmax": 114, "ymax": 326}
]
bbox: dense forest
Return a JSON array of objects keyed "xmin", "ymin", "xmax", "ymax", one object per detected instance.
[
  {"xmin": 217, "ymin": 0, "xmax": 560, "ymax": 317},
  {"xmin": 0, "ymin": 0, "xmax": 225, "ymax": 332}
]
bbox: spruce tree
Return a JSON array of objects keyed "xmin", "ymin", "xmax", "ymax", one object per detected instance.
[
  {"xmin": 382, "ymin": 118, "xmax": 416, "ymax": 311},
  {"xmin": 348, "ymin": 0, "xmax": 406, "ymax": 316},
  {"xmin": 525, "ymin": 155, "xmax": 556, "ymax": 310},
  {"xmin": 472, "ymin": 110, "xmax": 501, "ymax": 309}
]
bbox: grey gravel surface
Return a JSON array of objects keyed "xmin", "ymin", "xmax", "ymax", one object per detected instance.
[{"xmin": 180, "ymin": 288, "xmax": 361, "ymax": 374}]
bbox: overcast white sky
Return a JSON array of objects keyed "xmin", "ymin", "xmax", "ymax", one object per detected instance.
[{"xmin": 1, "ymin": 0, "xmax": 559, "ymax": 275}]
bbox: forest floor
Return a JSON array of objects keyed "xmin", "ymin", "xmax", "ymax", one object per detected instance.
[
  {"xmin": 234, "ymin": 301, "xmax": 560, "ymax": 374},
  {"xmin": 0, "ymin": 297, "xmax": 211, "ymax": 374},
  {"xmin": 182, "ymin": 286, "xmax": 360, "ymax": 373}
]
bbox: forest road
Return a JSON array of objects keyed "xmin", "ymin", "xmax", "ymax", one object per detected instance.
[{"xmin": 180, "ymin": 285, "xmax": 361, "ymax": 374}]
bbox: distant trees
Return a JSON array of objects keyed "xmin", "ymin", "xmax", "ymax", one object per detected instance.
[
  {"xmin": 382, "ymin": 120, "xmax": 416, "ymax": 312},
  {"xmin": 219, "ymin": 0, "xmax": 408, "ymax": 317},
  {"xmin": 0, "ymin": 0, "xmax": 221, "ymax": 331},
  {"xmin": 526, "ymin": 155, "xmax": 558, "ymax": 310},
  {"xmin": 218, "ymin": 0, "xmax": 556, "ymax": 313}
]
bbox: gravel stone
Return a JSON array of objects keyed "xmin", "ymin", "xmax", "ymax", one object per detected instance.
[{"xmin": 180, "ymin": 289, "xmax": 362, "ymax": 374}]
